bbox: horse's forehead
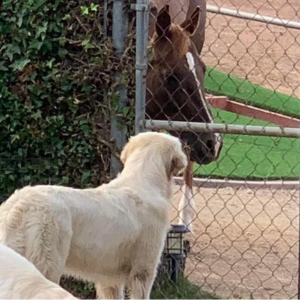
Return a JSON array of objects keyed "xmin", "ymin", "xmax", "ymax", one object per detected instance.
[{"xmin": 154, "ymin": 25, "xmax": 190, "ymax": 58}]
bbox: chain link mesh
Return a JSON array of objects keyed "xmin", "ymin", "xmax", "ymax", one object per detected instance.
[{"xmin": 146, "ymin": 0, "xmax": 300, "ymax": 298}]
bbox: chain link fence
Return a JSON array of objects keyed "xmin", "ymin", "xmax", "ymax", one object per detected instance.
[
  {"xmin": 1, "ymin": 0, "xmax": 299, "ymax": 298},
  {"xmin": 141, "ymin": 0, "xmax": 300, "ymax": 299}
]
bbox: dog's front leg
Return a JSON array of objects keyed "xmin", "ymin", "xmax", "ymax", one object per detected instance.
[
  {"xmin": 96, "ymin": 283, "xmax": 124, "ymax": 300},
  {"xmin": 129, "ymin": 268, "xmax": 156, "ymax": 299}
]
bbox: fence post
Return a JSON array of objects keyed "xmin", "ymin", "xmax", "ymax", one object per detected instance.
[
  {"xmin": 133, "ymin": 0, "xmax": 150, "ymax": 134},
  {"xmin": 110, "ymin": 0, "xmax": 128, "ymax": 177}
]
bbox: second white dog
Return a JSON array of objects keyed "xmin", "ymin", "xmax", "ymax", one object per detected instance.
[
  {"xmin": 0, "ymin": 132, "xmax": 187, "ymax": 299},
  {"xmin": 0, "ymin": 243, "xmax": 76, "ymax": 299}
]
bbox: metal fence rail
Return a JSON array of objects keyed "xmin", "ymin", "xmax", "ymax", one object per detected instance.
[
  {"xmin": 144, "ymin": 120, "xmax": 300, "ymax": 138},
  {"xmin": 206, "ymin": 5, "xmax": 300, "ymax": 30}
]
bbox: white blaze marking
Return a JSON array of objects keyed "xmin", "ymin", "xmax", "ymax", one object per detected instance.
[
  {"xmin": 186, "ymin": 52, "xmax": 222, "ymax": 156},
  {"xmin": 186, "ymin": 52, "xmax": 213, "ymax": 122},
  {"xmin": 178, "ymin": 184, "xmax": 195, "ymax": 234}
]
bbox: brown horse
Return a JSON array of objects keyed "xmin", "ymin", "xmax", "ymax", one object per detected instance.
[{"xmin": 146, "ymin": 3, "xmax": 223, "ymax": 233}]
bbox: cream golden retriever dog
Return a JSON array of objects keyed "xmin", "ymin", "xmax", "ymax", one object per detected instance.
[
  {"xmin": 0, "ymin": 132, "xmax": 187, "ymax": 299},
  {"xmin": 0, "ymin": 243, "xmax": 76, "ymax": 299}
]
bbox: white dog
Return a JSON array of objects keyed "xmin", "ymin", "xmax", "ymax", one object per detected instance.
[
  {"xmin": 0, "ymin": 243, "xmax": 76, "ymax": 299},
  {"xmin": 0, "ymin": 132, "xmax": 187, "ymax": 299}
]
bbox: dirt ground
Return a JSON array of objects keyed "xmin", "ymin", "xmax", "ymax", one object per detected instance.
[
  {"xmin": 203, "ymin": 0, "xmax": 300, "ymax": 98},
  {"xmin": 197, "ymin": 3, "xmax": 300, "ymax": 296},
  {"xmin": 60, "ymin": 186, "xmax": 299, "ymax": 300},
  {"xmin": 170, "ymin": 184, "xmax": 299, "ymax": 299}
]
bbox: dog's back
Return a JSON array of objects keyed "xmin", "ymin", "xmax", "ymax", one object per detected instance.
[{"xmin": 0, "ymin": 243, "xmax": 76, "ymax": 299}]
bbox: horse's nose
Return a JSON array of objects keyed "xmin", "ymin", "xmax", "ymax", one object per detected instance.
[
  {"xmin": 205, "ymin": 139, "xmax": 214, "ymax": 152},
  {"xmin": 205, "ymin": 137, "xmax": 223, "ymax": 161}
]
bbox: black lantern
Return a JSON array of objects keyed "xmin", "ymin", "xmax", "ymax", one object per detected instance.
[{"xmin": 161, "ymin": 224, "xmax": 190, "ymax": 283}]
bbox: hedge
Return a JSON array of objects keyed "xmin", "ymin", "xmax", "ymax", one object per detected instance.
[{"xmin": 0, "ymin": 0, "xmax": 135, "ymax": 201}]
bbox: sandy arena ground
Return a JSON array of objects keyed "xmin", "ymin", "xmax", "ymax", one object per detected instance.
[
  {"xmin": 203, "ymin": 0, "xmax": 300, "ymax": 98},
  {"xmin": 170, "ymin": 185, "xmax": 299, "ymax": 299}
]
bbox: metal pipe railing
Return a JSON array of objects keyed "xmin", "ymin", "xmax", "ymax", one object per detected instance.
[
  {"xmin": 144, "ymin": 119, "xmax": 300, "ymax": 138},
  {"xmin": 207, "ymin": 5, "xmax": 300, "ymax": 30}
]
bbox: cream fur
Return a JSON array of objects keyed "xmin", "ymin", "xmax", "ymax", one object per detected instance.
[
  {"xmin": 0, "ymin": 243, "xmax": 76, "ymax": 299},
  {"xmin": 0, "ymin": 132, "xmax": 187, "ymax": 300}
]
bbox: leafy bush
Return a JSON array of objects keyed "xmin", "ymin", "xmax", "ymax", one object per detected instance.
[{"xmin": 0, "ymin": 0, "xmax": 135, "ymax": 200}]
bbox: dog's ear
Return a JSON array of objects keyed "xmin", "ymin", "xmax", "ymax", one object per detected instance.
[
  {"xmin": 120, "ymin": 138, "xmax": 133, "ymax": 165},
  {"xmin": 168, "ymin": 147, "xmax": 188, "ymax": 178},
  {"xmin": 120, "ymin": 148, "xmax": 127, "ymax": 165},
  {"xmin": 150, "ymin": 0, "xmax": 158, "ymax": 18}
]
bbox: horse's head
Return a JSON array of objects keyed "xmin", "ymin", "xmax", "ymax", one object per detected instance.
[{"xmin": 146, "ymin": 5, "xmax": 223, "ymax": 165}]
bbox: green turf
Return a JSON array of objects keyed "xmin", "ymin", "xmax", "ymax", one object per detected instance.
[
  {"xmin": 205, "ymin": 67, "xmax": 300, "ymax": 119},
  {"xmin": 194, "ymin": 108, "xmax": 300, "ymax": 180},
  {"xmin": 151, "ymin": 275, "xmax": 219, "ymax": 299}
]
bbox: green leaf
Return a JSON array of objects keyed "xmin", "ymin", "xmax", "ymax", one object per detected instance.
[
  {"xmin": 63, "ymin": 14, "xmax": 71, "ymax": 20},
  {"xmin": 54, "ymin": 0, "xmax": 61, "ymax": 9},
  {"xmin": 82, "ymin": 85, "xmax": 91, "ymax": 94},
  {"xmin": 41, "ymin": 39, "xmax": 53, "ymax": 52},
  {"xmin": 4, "ymin": 44, "xmax": 21, "ymax": 61},
  {"xmin": 35, "ymin": 22, "xmax": 48, "ymax": 39},
  {"xmin": 32, "ymin": 0, "xmax": 47, "ymax": 10},
  {"xmin": 0, "ymin": 61, "xmax": 8, "ymax": 71},
  {"xmin": 81, "ymin": 39, "xmax": 90, "ymax": 46},
  {"xmin": 9, "ymin": 58, "xmax": 31, "ymax": 71},
  {"xmin": 80, "ymin": 6, "xmax": 89, "ymax": 16},
  {"xmin": 10, "ymin": 134, "xmax": 20, "ymax": 143},
  {"xmin": 17, "ymin": 13, "xmax": 23, "ymax": 27},
  {"xmin": 81, "ymin": 124, "xmax": 89, "ymax": 136},
  {"xmin": 81, "ymin": 170, "xmax": 90, "ymax": 184},
  {"xmin": 58, "ymin": 48, "xmax": 68, "ymax": 58},
  {"xmin": 29, "ymin": 40, "xmax": 43, "ymax": 50},
  {"xmin": 32, "ymin": 110, "xmax": 42, "ymax": 120},
  {"xmin": 90, "ymin": 3, "xmax": 99, "ymax": 11},
  {"xmin": 122, "ymin": 107, "xmax": 130, "ymax": 116},
  {"xmin": 61, "ymin": 176, "xmax": 69, "ymax": 184},
  {"xmin": 46, "ymin": 58, "xmax": 55, "ymax": 68},
  {"xmin": 81, "ymin": 39, "xmax": 95, "ymax": 51}
]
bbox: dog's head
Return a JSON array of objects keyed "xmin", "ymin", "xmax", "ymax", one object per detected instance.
[{"xmin": 120, "ymin": 132, "xmax": 188, "ymax": 178}]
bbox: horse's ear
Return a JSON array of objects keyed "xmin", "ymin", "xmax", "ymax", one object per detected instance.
[
  {"xmin": 150, "ymin": 0, "xmax": 158, "ymax": 18},
  {"xmin": 156, "ymin": 5, "xmax": 172, "ymax": 37},
  {"xmin": 180, "ymin": 6, "xmax": 201, "ymax": 36}
]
